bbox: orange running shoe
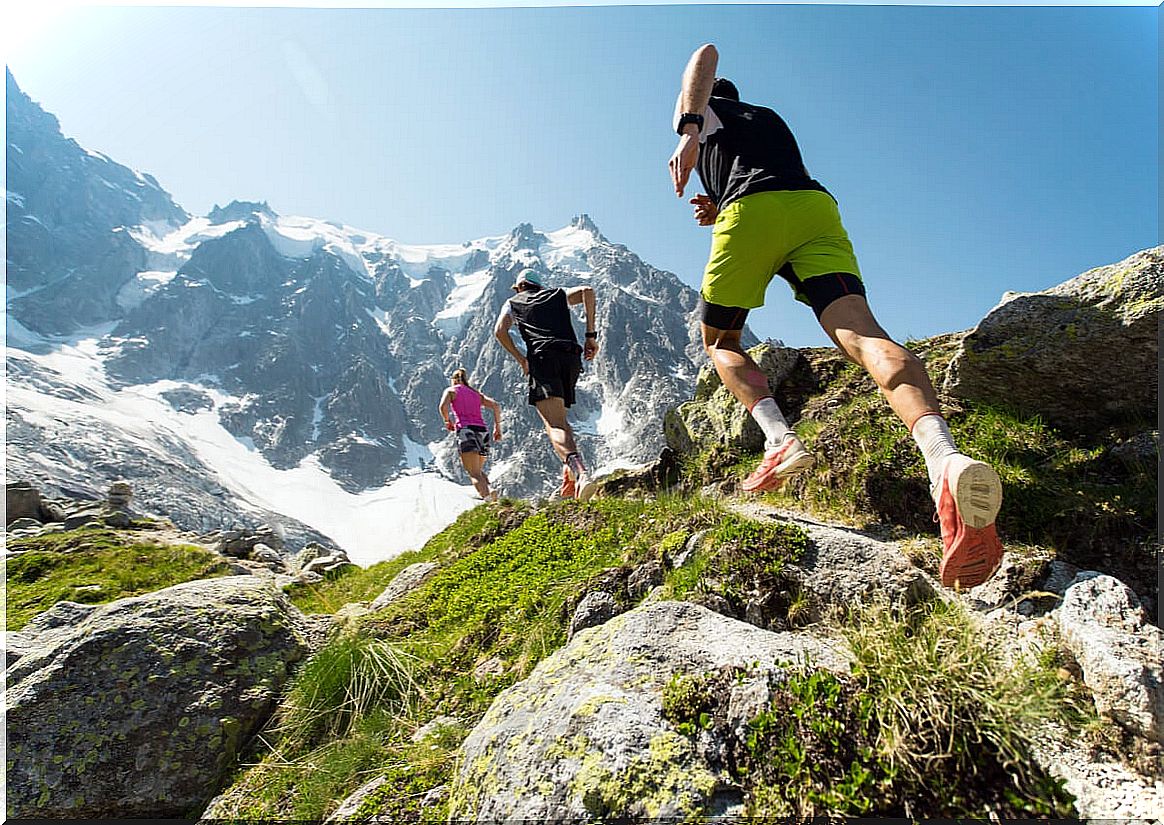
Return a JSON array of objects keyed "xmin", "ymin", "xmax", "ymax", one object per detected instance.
[
  {"xmin": 559, "ymin": 464, "xmax": 576, "ymax": 500},
  {"xmin": 741, "ymin": 435, "xmax": 815, "ymax": 493},
  {"xmin": 934, "ymin": 455, "xmax": 1004, "ymax": 589}
]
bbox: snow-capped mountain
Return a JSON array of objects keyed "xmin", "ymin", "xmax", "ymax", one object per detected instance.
[{"xmin": 5, "ymin": 70, "xmax": 744, "ymax": 562}]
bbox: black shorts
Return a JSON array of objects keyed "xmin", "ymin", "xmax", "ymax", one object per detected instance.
[
  {"xmin": 698, "ymin": 272, "xmax": 867, "ymax": 327},
  {"xmin": 527, "ymin": 345, "xmax": 582, "ymax": 407},
  {"xmin": 457, "ymin": 426, "xmax": 490, "ymax": 456}
]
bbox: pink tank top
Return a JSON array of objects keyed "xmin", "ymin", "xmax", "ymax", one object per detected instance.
[{"xmin": 450, "ymin": 384, "xmax": 486, "ymax": 429}]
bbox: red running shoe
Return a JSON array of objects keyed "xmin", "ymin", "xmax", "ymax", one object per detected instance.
[
  {"xmin": 559, "ymin": 464, "xmax": 577, "ymax": 500},
  {"xmin": 741, "ymin": 435, "xmax": 815, "ymax": 493},
  {"xmin": 935, "ymin": 455, "xmax": 1004, "ymax": 589}
]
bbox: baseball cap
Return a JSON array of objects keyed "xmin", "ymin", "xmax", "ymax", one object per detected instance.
[
  {"xmin": 712, "ymin": 77, "xmax": 739, "ymax": 101},
  {"xmin": 514, "ymin": 269, "xmax": 544, "ymax": 288}
]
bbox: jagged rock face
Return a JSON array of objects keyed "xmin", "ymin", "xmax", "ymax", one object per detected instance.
[
  {"xmin": 447, "ymin": 600, "xmax": 846, "ymax": 820},
  {"xmin": 943, "ymin": 247, "xmax": 1162, "ymax": 432},
  {"xmin": 5, "ymin": 69, "xmax": 187, "ymax": 333},
  {"xmin": 6, "ymin": 71, "xmax": 713, "ymax": 538},
  {"xmin": 6, "ymin": 576, "xmax": 311, "ymax": 819}
]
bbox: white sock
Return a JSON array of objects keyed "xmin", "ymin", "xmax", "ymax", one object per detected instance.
[
  {"xmin": 911, "ymin": 413, "xmax": 959, "ymax": 493},
  {"xmin": 750, "ymin": 397, "xmax": 794, "ymax": 450}
]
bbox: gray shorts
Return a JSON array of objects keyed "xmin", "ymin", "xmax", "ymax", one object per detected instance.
[{"xmin": 457, "ymin": 426, "xmax": 490, "ymax": 456}]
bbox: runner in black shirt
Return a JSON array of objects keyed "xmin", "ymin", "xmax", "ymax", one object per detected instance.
[
  {"xmin": 494, "ymin": 269, "xmax": 600, "ymax": 501},
  {"xmin": 668, "ymin": 43, "xmax": 1004, "ymax": 589}
]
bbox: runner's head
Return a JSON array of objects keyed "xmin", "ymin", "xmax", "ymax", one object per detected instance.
[
  {"xmin": 711, "ymin": 77, "xmax": 739, "ymax": 101},
  {"xmin": 513, "ymin": 268, "xmax": 545, "ymax": 292},
  {"xmin": 450, "ymin": 368, "xmax": 469, "ymax": 386}
]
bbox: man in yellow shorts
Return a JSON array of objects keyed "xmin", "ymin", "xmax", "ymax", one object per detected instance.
[{"xmin": 668, "ymin": 43, "xmax": 1004, "ymax": 589}]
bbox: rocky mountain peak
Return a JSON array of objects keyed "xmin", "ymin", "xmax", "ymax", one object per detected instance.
[
  {"xmin": 5, "ymin": 73, "xmax": 715, "ymax": 554},
  {"xmin": 208, "ymin": 200, "xmax": 277, "ymax": 225},
  {"xmin": 506, "ymin": 221, "xmax": 547, "ymax": 251},
  {"xmin": 569, "ymin": 213, "xmax": 605, "ymax": 242}
]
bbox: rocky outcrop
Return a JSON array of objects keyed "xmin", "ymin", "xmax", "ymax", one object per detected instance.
[
  {"xmin": 664, "ymin": 343, "xmax": 801, "ymax": 456},
  {"xmin": 944, "ymin": 247, "xmax": 1162, "ymax": 432},
  {"xmin": 1056, "ymin": 573, "xmax": 1163, "ymax": 743},
  {"xmin": 370, "ymin": 562, "xmax": 440, "ymax": 611},
  {"xmin": 447, "ymin": 600, "xmax": 846, "ymax": 820},
  {"xmin": 732, "ymin": 504, "xmax": 938, "ymax": 614},
  {"xmin": 6, "ymin": 576, "xmax": 312, "ymax": 819}
]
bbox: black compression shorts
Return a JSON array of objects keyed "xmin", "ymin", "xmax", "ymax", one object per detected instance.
[{"xmin": 698, "ymin": 272, "xmax": 866, "ymax": 327}]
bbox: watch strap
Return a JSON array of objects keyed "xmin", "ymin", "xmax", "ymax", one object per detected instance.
[{"xmin": 676, "ymin": 112, "xmax": 704, "ymax": 135}]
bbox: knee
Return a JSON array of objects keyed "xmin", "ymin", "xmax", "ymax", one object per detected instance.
[
  {"xmin": 703, "ymin": 334, "xmax": 741, "ymax": 362},
  {"xmin": 867, "ymin": 342, "xmax": 923, "ymax": 388}
]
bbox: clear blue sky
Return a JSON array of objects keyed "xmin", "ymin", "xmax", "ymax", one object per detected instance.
[{"xmin": 5, "ymin": 3, "xmax": 1158, "ymax": 347}]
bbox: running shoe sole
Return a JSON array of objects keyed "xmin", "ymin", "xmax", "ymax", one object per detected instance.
[
  {"xmin": 741, "ymin": 447, "xmax": 816, "ymax": 493},
  {"xmin": 939, "ymin": 457, "xmax": 1004, "ymax": 588},
  {"xmin": 948, "ymin": 456, "xmax": 1003, "ymax": 529},
  {"xmin": 576, "ymin": 477, "xmax": 599, "ymax": 503}
]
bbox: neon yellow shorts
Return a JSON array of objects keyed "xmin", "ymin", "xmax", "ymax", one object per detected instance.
[{"xmin": 701, "ymin": 189, "xmax": 862, "ymax": 310}]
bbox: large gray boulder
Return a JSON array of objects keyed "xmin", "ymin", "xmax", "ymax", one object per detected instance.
[
  {"xmin": 944, "ymin": 247, "xmax": 1161, "ymax": 432},
  {"xmin": 447, "ymin": 600, "xmax": 846, "ymax": 821},
  {"xmin": 732, "ymin": 505, "xmax": 938, "ymax": 611},
  {"xmin": 6, "ymin": 576, "xmax": 312, "ymax": 819},
  {"xmin": 1055, "ymin": 573, "xmax": 1162, "ymax": 743}
]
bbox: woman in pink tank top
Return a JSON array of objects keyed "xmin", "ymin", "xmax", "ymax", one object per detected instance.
[{"xmin": 438, "ymin": 368, "xmax": 503, "ymax": 501}]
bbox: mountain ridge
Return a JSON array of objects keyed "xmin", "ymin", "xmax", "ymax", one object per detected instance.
[{"xmin": 5, "ymin": 72, "xmax": 738, "ymax": 560}]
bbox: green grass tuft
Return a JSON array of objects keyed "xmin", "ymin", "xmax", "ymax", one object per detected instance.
[
  {"xmin": 839, "ymin": 599, "xmax": 1085, "ymax": 817},
  {"xmin": 274, "ymin": 633, "xmax": 417, "ymax": 753}
]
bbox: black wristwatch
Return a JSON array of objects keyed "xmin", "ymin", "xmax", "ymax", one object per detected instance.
[
  {"xmin": 585, "ymin": 331, "xmax": 598, "ymax": 340},
  {"xmin": 676, "ymin": 112, "xmax": 704, "ymax": 135}
]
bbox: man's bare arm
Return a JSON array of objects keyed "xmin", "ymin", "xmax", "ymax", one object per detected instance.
[
  {"xmin": 566, "ymin": 286, "xmax": 598, "ymax": 361},
  {"xmin": 493, "ymin": 304, "xmax": 529, "ymax": 375},
  {"xmin": 669, "ymin": 43, "xmax": 718, "ymax": 198},
  {"xmin": 679, "ymin": 43, "xmax": 717, "ymax": 122}
]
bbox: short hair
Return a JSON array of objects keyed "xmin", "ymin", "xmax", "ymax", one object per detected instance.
[{"xmin": 711, "ymin": 77, "xmax": 739, "ymax": 101}]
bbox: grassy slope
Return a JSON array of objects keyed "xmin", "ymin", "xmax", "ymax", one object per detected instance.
[
  {"xmin": 209, "ymin": 487, "xmax": 1086, "ymax": 821},
  {"xmin": 6, "ymin": 526, "xmax": 232, "ymax": 630},
  {"xmin": 9, "ymin": 333, "xmax": 1150, "ymax": 818},
  {"xmin": 208, "ymin": 496, "xmax": 823, "ymax": 820}
]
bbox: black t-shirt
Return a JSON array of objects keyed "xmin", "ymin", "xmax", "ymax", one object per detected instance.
[
  {"xmin": 507, "ymin": 287, "xmax": 580, "ymax": 356},
  {"xmin": 697, "ymin": 96, "xmax": 830, "ymax": 210}
]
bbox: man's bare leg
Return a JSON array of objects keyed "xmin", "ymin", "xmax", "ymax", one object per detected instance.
[
  {"xmin": 701, "ymin": 323, "xmax": 773, "ymax": 410},
  {"xmin": 534, "ymin": 396, "xmax": 596, "ymax": 501},
  {"xmin": 818, "ymin": 294, "xmax": 940, "ymax": 429},
  {"xmin": 819, "ymin": 294, "xmax": 1003, "ymax": 588},
  {"xmin": 533, "ymin": 397, "xmax": 579, "ymax": 463},
  {"xmin": 702, "ymin": 323, "xmax": 813, "ymax": 491}
]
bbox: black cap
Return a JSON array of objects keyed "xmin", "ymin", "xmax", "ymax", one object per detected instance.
[{"xmin": 712, "ymin": 77, "xmax": 739, "ymax": 101}]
